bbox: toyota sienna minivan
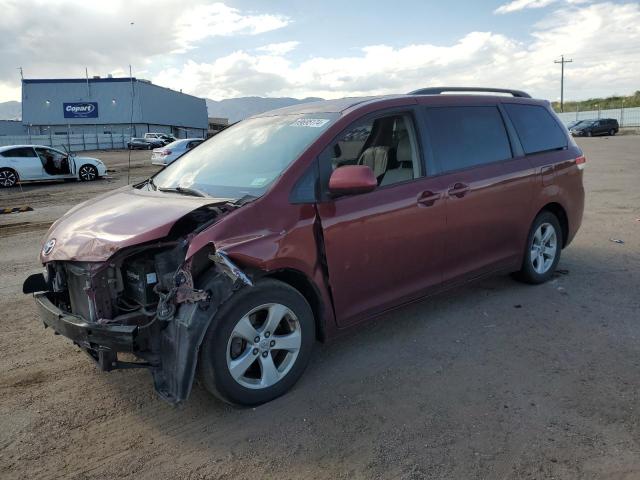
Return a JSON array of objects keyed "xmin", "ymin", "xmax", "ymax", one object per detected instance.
[{"xmin": 24, "ymin": 87, "xmax": 585, "ymax": 406}]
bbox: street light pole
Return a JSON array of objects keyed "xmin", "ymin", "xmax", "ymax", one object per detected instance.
[{"xmin": 554, "ymin": 55, "xmax": 573, "ymax": 112}]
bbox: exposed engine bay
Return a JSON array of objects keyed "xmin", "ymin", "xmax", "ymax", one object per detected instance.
[{"xmin": 25, "ymin": 200, "xmax": 254, "ymax": 404}]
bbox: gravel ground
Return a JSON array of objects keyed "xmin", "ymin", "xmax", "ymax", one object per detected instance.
[{"xmin": 0, "ymin": 138, "xmax": 639, "ymax": 479}]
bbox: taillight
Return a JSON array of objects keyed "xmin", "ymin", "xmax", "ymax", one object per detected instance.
[
  {"xmin": 575, "ymin": 155, "xmax": 586, "ymax": 170},
  {"xmin": 162, "ymin": 150, "xmax": 171, "ymax": 156}
]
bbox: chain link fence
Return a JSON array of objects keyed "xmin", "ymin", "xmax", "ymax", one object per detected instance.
[
  {"xmin": 556, "ymin": 106, "xmax": 640, "ymax": 127},
  {"xmin": 0, "ymin": 133, "xmax": 128, "ymax": 151}
]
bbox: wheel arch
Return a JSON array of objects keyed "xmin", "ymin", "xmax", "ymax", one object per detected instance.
[
  {"xmin": 538, "ymin": 202, "xmax": 569, "ymax": 248},
  {"xmin": 262, "ymin": 268, "xmax": 326, "ymax": 342}
]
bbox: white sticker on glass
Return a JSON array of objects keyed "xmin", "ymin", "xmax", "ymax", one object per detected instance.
[
  {"xmin": 290, "ymin": 118, "xmax": 330, "ymax": 128},
  {"xmin": 250, "ymin": 177, "xmax": 268, "ymax": 186}
]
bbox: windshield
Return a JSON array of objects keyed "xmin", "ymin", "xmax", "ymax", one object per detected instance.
[{"xmin": 153, "ymin": 113, "xmax": 338, "ymax": 198}]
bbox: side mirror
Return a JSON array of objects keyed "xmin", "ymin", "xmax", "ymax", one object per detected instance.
[{"xmin": 328, "ymin": 165, "xmax": 377, "ymax": 196}]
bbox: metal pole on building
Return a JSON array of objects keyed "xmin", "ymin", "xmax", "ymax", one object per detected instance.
[
  {"xmin": 621, "ymin": 99, "xmax": 625, "ymax": 127},
  {"xmin": 85, "ymin": 68, "xmax": 90, "ymax": 97},
  {"xmin": 127, "ymin": 64, "xmax": 134, "ymax": 184},
  {"xmin": 596, "ymin": 104, "xmax": 600, "ymax": 119},
  {"xmin": 554, "ymin": 55, "xmax": 573, "ymax": 112}
]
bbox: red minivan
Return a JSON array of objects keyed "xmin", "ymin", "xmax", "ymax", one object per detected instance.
[{"xmin": 24, "ymin": 88, "xmax": 585, "ymax": 406}]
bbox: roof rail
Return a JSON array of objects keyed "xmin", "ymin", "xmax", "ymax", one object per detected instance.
[{"xmin": 409, "ymin": 87, "xmax": 531, "ymax": 98}]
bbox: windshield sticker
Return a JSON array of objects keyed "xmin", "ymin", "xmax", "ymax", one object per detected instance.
[
  {"xmin": 290, "ymin": 118, "xmax": 330, "ymax": 128},
  {"xmin": 250, "ymin": 177, "xmax": 268, "ymax": 187}
]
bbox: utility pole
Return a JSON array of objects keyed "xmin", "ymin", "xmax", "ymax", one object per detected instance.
[{"xmin": 554, "ymin": 55, "xmax": 573, "ymax": 112}]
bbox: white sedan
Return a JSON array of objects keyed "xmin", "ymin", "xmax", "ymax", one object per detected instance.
[
  {"xmin": 0, "ymin": 145, "xmax": 107, "ymax": 187},
  {"xmin": 151, "ymin": 138, "xmax": 204, "ymax": 166}
]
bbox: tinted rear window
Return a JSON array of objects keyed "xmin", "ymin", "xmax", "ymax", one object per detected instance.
[
  {"xmin": 423, "ymin": 106, "xmax": 512, "ymax": 174},
  {"xmin": 1, "ymin": 147, "xmax": 36, "ymax": 158},
  {"xmin": 504, "ymin": 104, "xmax": 567, "ymax": 155}
]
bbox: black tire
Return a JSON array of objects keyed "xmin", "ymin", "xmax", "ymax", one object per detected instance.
[
  {"xmin": 514, "ymin": 211, "xmax": 563, "ymax": 284},
  {"xmin": 127, "ymin": 144, "xmax": 132, "ymax": 150},
  {"xmin": 586, "ymin": 131, "xmax": 592, "ymax": 137},
  {"xmin": 78, "ymin": 164, "xmax": 98, "ymax": 182},
  {"xmin": 0, "ymin": 168, "xmax": 19, "ymax": 188},
  {"xmin": 609, "ymin": 129, "xmax": 615, "ymax": 136},
  {"xmin": 200, "ymin": 279, "xmax": 315, "ymax": 406},
  {"xmin": 147, "ymin": 144, "xmax": 152, "ymax": 150}
]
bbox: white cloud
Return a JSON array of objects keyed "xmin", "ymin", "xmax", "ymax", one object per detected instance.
[
  {"xmin": 494, "ymin": 0, "xmax": 589, "ymax": 14},
  {"xmin": 256, "ymin": 41, "xmax": 300, "ymax": 56},
  {"xmin": 0, "ymin": 0, "xmax": 290, "ymax": 101},
  {"xmin": 495, "ymin": 0, "xmax": 557, "ymax": 14},
  {"xmin": 153, "ymin": 2, "xmax": 640, "ymax": 102},
  {"xmin": 175, "ymin": 4, "xmax": 290, "ymax": 51}
]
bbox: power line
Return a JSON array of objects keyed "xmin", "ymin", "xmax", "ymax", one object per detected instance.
[{"xmin": 554, "ymin": 55, "xmax": 573, "ymax": 112}]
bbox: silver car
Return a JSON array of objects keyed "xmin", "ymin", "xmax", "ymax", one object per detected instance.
[
  {"xmin": 151, "ymin": 138, "xmax": 204, "ymax": 166},
  {"xmin": 0, "ymin": 145, "xmax": 107, "ymax": 187}
]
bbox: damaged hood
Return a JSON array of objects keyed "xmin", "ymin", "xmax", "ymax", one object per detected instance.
[{"xmin": 41, "ymin": 186, "xmax": 232, "ymax": 262}]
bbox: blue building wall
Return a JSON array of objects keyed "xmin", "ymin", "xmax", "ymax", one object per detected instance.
[{"xmin": 21, "ymin": 78, "xmax": 207, "ymax": 138}]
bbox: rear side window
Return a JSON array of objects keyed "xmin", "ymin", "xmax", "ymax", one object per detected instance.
[
  {"xmin": 423, "ymin": 106, "xmax": 512, "ymax": 174},
  {"xmin": 504, "ymin": 104, "xmax": 567, "ymax": 155},
  {"xmin": 1, "ymin": 147, "xmax": 36, "ymax": 158}
]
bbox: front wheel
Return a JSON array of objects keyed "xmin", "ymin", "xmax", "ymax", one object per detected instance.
[
  {"xmin": 609, "ymin": 129, "xmax": 615, "ymax": 136},
  {"xmin": 514, "ymin": 211, "xmax": 563, "ymax": 284},
  {"xmin": 586, "ymin": 131, "xmax": 592, "ymax": 137},
  {"xmin": 0, "ymin": 168, "xmax": 18, "ymax": 188},
  {"xmin": 199, "ymin": 279, "xmax": 315, "ymax": 406},
  {"xmin": 78, "ymin": 164, "xmax": 98, "ymax": 181}
]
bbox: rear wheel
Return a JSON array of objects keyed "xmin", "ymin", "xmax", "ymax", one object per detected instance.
[
  {"xmin": 609, "ymin": 129, "xmax": 615, "ymax": 136},
  {"xmin": 78, "ymin": 164, "xmax": 98, "ymax": 181},
  {"xmin": 200, "ymin": 279, "xmax": 315, "ymax": 406},
  {"xmin": 0, "ymin": 168, "xmax": 18, "ymax": 188},
  {"xmin": 586, "ymin": 131, "xmax": 592, "ymax": 137},
  {"xmin": 514, "ymin": 211, "xmax": 563, "ymax": 284}
]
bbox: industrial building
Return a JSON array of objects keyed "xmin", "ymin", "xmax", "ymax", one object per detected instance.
[{"xmin": 21, "ymin": 76, "xmax": 208, "ymax": 138}]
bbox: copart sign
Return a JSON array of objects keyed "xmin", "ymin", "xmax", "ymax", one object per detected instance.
[{"xmin": 63, "ymin": 102, "xmax": 99, "ymax": 118}]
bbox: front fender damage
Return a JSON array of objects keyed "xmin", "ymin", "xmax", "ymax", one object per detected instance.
[{"xmin": 151, "ymin": 250, "xmax": 253, "ymax": 404}]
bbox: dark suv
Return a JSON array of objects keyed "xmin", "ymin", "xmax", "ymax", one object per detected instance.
[
  {"xmin": 24, "ymin": 87, "xmax": 585, "ymax": 406},
  {"xmin": 570, "ymin": 118, "xmax": 619, "ymax": 137}
]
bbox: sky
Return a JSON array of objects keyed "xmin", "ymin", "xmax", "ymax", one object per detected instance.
[{"xmin": 0, "ymin": 0, "xmax": 638, "ymax": 103}]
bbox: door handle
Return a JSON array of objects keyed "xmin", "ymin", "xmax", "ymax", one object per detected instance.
[
  {"xmin": 417, "ymin": 190, "xmax": 441, "ymax": 207},
  {"xmin": 447, "ymin": 182, "xmax": 470, "ymax": 198}
]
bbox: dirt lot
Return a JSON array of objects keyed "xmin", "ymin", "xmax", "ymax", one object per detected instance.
[{"xmin": 1, "ymin": 139, "xmax": 639, "ymax": 479}]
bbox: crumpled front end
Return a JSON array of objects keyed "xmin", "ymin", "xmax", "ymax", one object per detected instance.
[
  {"xmin": 25, "ymin": 188, "xmax": 256, "ymax": 404},
  {"xmin": 26, "ymin": 242, "xmax": 252, "ymax": 403}
]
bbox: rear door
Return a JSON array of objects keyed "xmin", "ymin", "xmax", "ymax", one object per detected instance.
[
  {"xmin": 316, "ymin": 109, "xmax": 448, "ymax": 326},
  {"xmin": 421, "ymin": 104, "xmax": 535, "ymax": 282},
  {"xmin": 1, "ymin": 147, "xmax": 43, "ymax": 180}
]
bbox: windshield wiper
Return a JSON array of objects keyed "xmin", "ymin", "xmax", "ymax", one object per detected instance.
[
  {"xmin": 147, "ymin": 177, "xmax": 157, "ymax": 191},
  {"xmin": 158, "ymin": 186, "xmax": 208, "ymax": 197}
]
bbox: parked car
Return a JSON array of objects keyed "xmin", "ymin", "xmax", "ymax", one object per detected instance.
[
  {"xmin": 151, "ymin": 138, "xmax": 204, "ymax": 166},
  {"xmin": 570, "ymin": 118, "xmax": 619, "ymax": 137},
  {"xmin": 127, "ymin": 137, "xmax": 162, "ymax": 150},
  {"xmin": 145, "ymin": 132, "xmax": 176, "ymax": 146},
  {"xmin": 24, "ymin": 88, "xmax": 585, "ymax": 406},
  {"xmin": 566, "ymin": 119, "xmax": 586, "ymax": 130},
  {"xmin": 0, "ymin": 145, "xmax": 106, "ymax": 187}
]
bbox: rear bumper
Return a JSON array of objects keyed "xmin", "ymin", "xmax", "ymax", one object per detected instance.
[{"xmin": 34, "ymin": 291, "xmax": 137, "ymax": 352}]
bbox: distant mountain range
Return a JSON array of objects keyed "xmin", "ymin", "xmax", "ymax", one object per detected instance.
[
  {"xmin": 0, "ymin": 96, "xmax": 324, "ymax": 123},
  {"xmin": 206, "ymin": 96, "xmax": 323, "ymax": 123},
  {"xmin": 0, "ymin": 101, "xmax": 21, "ymax": 120}
]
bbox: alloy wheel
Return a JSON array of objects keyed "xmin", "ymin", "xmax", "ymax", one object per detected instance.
[
  {"xmin": 226, "ymin": 303, "xmax": 302, "ymax": 389},
  {"xmin": 0, "ymin": 170, "xmax": 17, "ymax": 187},
  {"xmin": 79, "ymin": 165, "xmax": 97, "ymax": 181},
  {"xmin": 530, "ymin": 222, "xmax": 557, "ymax": 274}
]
